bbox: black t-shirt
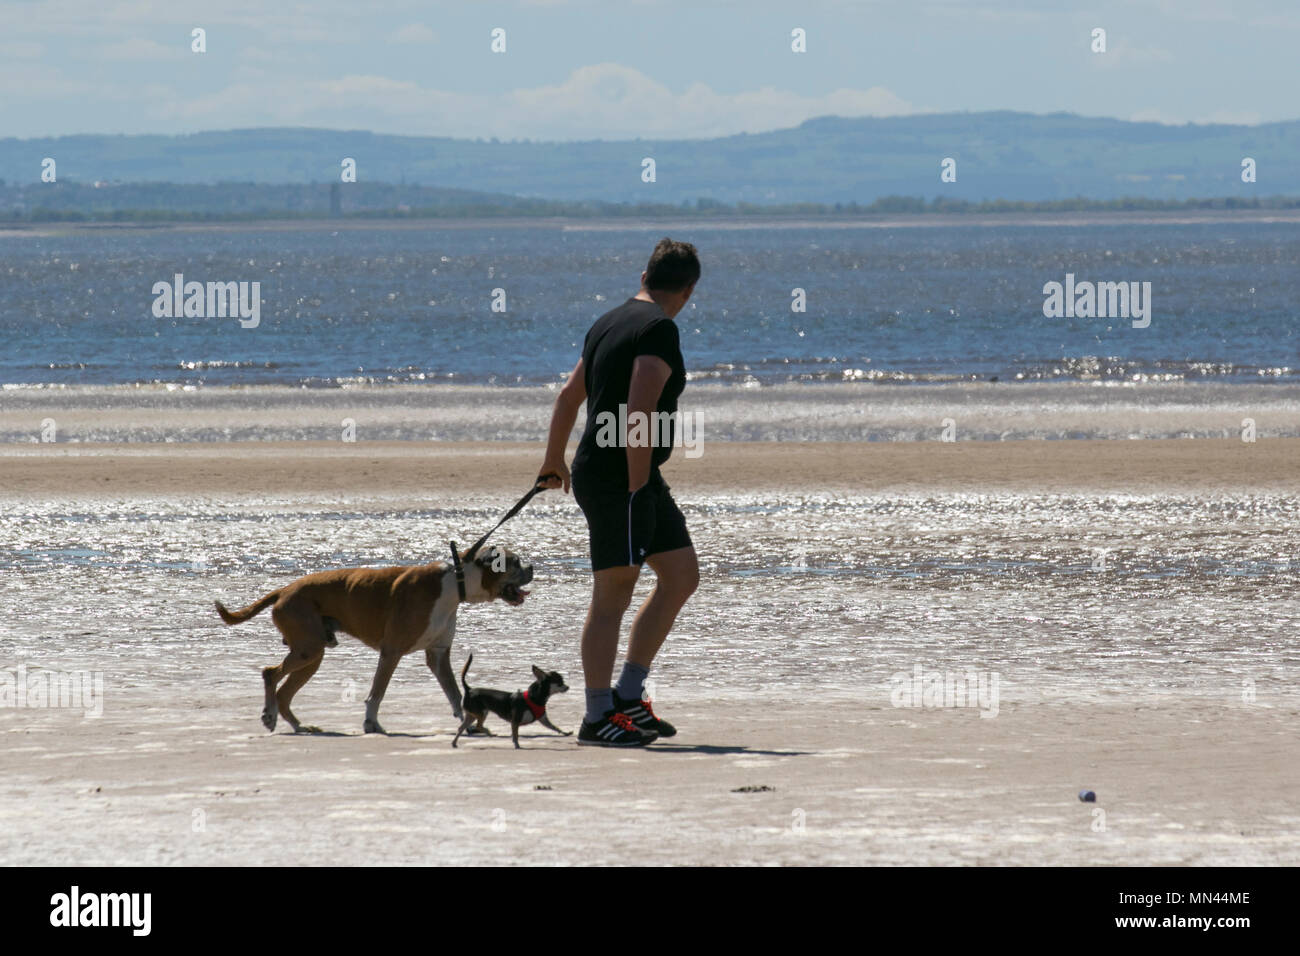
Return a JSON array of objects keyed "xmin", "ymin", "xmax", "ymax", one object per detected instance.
[{"xmin": 571, "ymin": 297, "xmax": 687, "ymax": 490}]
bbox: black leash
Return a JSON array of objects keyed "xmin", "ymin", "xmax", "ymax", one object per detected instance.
[{"xmin": 449, "ymin": 472, "xmax": 558, "ymax": 600}]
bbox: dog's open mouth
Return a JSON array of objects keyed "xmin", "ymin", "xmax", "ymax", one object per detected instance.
[{"xmin": 500, "ymin": 582, "xmax": 529, "ymax": 606}]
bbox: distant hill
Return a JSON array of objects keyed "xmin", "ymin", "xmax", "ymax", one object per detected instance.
[{"xmin": 0, "ymin": 112, "xmax": 1292, "ymax": 204}]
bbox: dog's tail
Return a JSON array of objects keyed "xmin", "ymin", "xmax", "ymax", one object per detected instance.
[
  {"xmin": 214, "ymin": 590, "xmax": 280, "ymax": 625},
  {"xmin": 460, "ymin": 651, "xmax": 474, "ymax": 697}
]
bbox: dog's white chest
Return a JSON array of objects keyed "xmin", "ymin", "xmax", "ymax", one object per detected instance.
[{"xmin": 411, "ymin": 591, "xmax": 457, "ymax": 653}]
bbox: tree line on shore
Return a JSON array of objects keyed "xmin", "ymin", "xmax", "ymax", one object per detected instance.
[{"xmin": 2, "ymin": 180, "xmax": 1295, "ymax": 223}]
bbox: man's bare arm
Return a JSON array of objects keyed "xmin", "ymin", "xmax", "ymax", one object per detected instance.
[
  {"xmin": 538, "ymin": 358, "xmax": 586, "ymax": 493},
  {"xmin": 625, "ymin": 354, "xmax": 672, "ymax": 493}
]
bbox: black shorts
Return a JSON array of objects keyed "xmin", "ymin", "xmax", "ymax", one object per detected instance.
[{"xmin": 572, "ymin": 470, "xmax": 693, "ymax": 572}]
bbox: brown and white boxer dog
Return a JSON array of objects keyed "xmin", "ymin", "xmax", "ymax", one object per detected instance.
[{"xmin": 214, "ymin": 545, "xmax": 532, "ymax": 735}]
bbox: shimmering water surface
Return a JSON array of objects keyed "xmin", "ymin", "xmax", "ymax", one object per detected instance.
[
  {"xmin": 1, "ymin": 488, "xmax": 1295, "ymax": 708},
  {"xmin": 1, "ymin": 220, "xmax": 1296, "ymax": 387}
]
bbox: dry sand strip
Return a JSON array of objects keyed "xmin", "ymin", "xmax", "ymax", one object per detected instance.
[
  {"xmin": 1, "ymin": 695, "xmax": 1296, "ymax": 866},
  {"xmin": 0, "ymin": 438, "xmax": 1296, "ymax": 497}
]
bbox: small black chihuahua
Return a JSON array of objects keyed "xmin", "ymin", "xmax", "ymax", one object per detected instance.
[{"xmin": 452, "ymin": 652, "xmax": 571, "ymax": 749}]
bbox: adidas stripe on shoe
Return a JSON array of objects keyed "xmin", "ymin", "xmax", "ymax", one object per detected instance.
[
  {"xmin": 577, "ymin": 710, "xmax": 658, "ymax": 747},
  {"xmin": 612, "ymin": 690, "xmax": 677, "ymax": 738}
]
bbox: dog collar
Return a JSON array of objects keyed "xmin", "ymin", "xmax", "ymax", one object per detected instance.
[
  {"xmin": 449, "ymin": 541, "xmax": 466, "ymax": 602},
  {"xmin": 522, "ymin": 689, "xmax": 546, "ymax": 719}
]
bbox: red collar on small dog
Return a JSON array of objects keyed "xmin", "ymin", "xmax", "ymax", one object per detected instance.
[{"xmin": 523, "ymin": 690, "xmax": 546, "ymax": 719}]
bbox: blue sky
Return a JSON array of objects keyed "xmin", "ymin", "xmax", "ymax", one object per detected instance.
[{"xmin": 1, "ymin": 0, "xmax": 1295, "ymax": 140}]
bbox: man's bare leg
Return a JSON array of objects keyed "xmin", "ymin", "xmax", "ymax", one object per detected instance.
[
  {"xmin": 577, "ymin": 564, "xmax": 659, "ymax": 744},
  {"xmin": 581, "ymin": 565, "xmax": 640, "ymax": 694},
  {"xmin": 607, "ymin": 546, "xmax": 698, "ymax": 739},
  {"xmin": 626, "ymin": 546, "xmax": 699, "ymax": 667}
]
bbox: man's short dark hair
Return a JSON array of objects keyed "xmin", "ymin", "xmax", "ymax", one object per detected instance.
[{"xmin": 644, "ymin": 238, "xmax": 700, "ymax": 293}]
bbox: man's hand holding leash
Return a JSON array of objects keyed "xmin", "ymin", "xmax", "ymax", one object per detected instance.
[{"xmin": 538, "ymin": 357, "xmax": 585, "ymax": 494}]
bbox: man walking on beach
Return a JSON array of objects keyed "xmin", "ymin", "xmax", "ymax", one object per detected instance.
[{"xmin": 538, "ymin": 239, "xmax": 700, "ymax": 746}]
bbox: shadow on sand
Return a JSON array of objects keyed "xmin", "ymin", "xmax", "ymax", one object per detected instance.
[
  {"xmin": 644, "ymin": 743, "xmax": 813, "ymax": 757},
  {"xmin": 271, "ymin": 730, "xmax": 811, "ymax": 756}
]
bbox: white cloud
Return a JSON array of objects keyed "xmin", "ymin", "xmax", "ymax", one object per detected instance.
[
  {"xmin": 98, "ymin": 37, "xmax": 186, "ymax": 61},
  {"xmin": 62, "ymin": 61, "xmax": 918, "ymax": 139},
  {"xmin": 1091, "ymin": 39, "xmax": 1175, "ymax": 68},
  {"xmin": 0, "ymin": 61, "xmax": 98, "ymax": 101},
  {"xmin": 296, "ymin": 63, "xmax": 915, "ymax": 139},
  {"xmin": 0, "ymin": 40, "xmax": 45, "ymax": 59},
  {"xmin": 502, "ymin": 65, "xmax": 915, "ymax": 139},
  {"xmin": 389, "ymin": 23, "xmax": 436, "ymax": 45}
]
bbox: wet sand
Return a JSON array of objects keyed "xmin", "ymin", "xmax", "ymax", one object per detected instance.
[
  {"xmin": 1, "ymin": 438, "xmax": 1297, "ymax": 865},
  {"xmin": 2, "ymin": 694, "xmax": 1296, "ymax": 866}
]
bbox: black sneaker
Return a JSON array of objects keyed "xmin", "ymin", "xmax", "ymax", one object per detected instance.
[
  {"xmin": 577, "ymin": 710, "xmax": 658, "ymax": 747},
  {"xmin": 612, "ymin": 690, "xmax": 677, "ymax": 738}
]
